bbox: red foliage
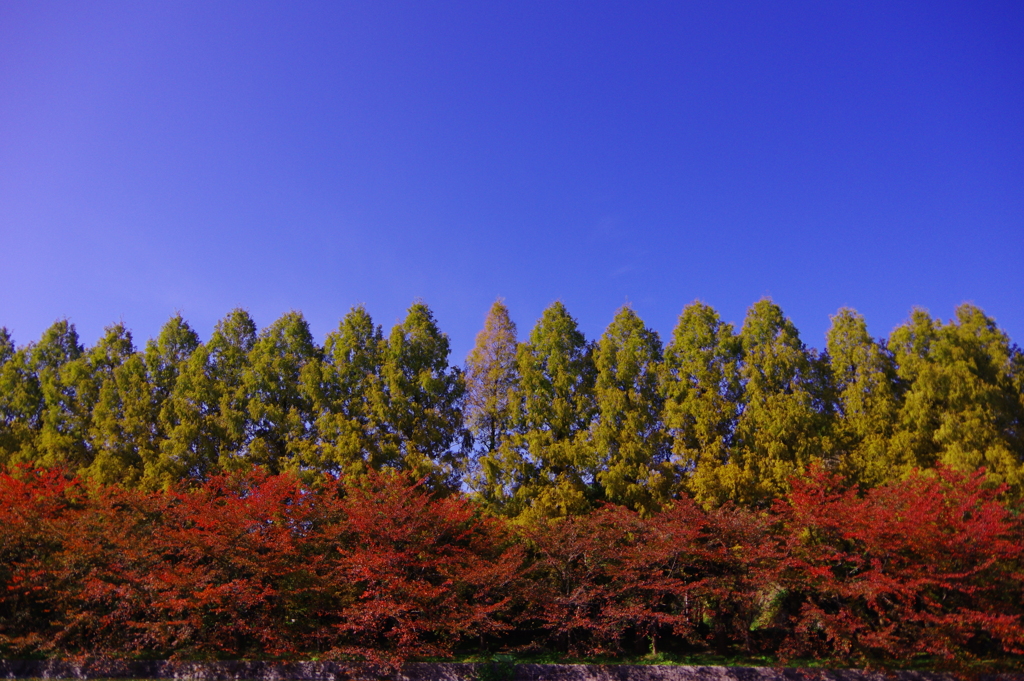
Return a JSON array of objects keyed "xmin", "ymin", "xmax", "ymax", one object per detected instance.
[
  {"xmin": 775, "ymin": 465, "xmax": 1024, "ymax": 665},
  {"xmin": 0, "ymin": 467, "xmax": 520, "ymax": 665},
  {"xmin": 133, "ymin": 472, "xmax": 317, "ymax": 658},
  {"xmin": 306, "ymin": 471, "xmax": 523, "ymax": 668},
  {"xmin": 0, "ymin": 466, "xmax": 84, "ymax": 655},
  {"xmin": 2, "ymin": 464, "xmax": 1023, "ymax": 668},
  {"xmin": 0, "ymin": 468, "xmax": 321, "ymax": 658},
  {"xmin": 520, "ymin": 498, "xmax": 781, "ymax": 657}
]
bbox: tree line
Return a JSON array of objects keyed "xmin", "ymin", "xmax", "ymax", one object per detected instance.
[{"xmin": 1, "ymin": 298, "xmax": 1022, "ymax": 512}]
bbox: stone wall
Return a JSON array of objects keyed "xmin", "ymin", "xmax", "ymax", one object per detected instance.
[{"xmin": 0, "ymin": 660, "xmax": 1008, "ymax": 681}]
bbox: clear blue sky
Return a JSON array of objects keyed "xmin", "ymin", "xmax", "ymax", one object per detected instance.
[{"xmin": 2, "ymin": 1, "xmax": 1022, "ymax": 360}]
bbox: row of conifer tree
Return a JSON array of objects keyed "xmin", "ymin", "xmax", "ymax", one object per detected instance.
[{"xmin": 1, "ymin": 298, "xmax": 1022, "ymax": 513}]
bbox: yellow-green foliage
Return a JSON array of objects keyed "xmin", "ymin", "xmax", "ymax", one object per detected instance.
[{"xmin": 1, "ymin": 300, "xmax": 1022, "ymax": 507}]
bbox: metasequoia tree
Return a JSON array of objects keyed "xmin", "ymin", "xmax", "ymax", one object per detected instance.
[
  {"xmin": 142, "ymin": 316, "xmax": 201, "ymax": 487},
  {"xmin": 465, "ymin": 300, "xmax": 522, "ymax": 504},
  {"xmin": 377, "ymin": 302, "xmax": 467, "ymax": 490},
  {"xmin": 465, "ymin": 300, "xmax": 519, "ymax": 457},
  {"xmin": 242, "ymin": 311, "xmax": 322, "ymax": 475},
  {"xmin": 1, "ymin": 299, "xmax": 1022, "ymax": 498},
  {"xmin": 482, "ymin": 302, "xmax": 597, "ymax": 519},
  {"xmin": 316, "ymin": 305, "xmax": 389, "ymax": 476},
  {"xmin": 889, "ymin": 304, "xmax": 1024, "ymax": 492},
  {"xmin": 727, "ymin": 299, "xmax": 831, "ymax": 506},
  {"xmin": 0, "ymin": 329, "xmax": 15, "ymax": 455},
  {"xmin": 0, "ymin": 328, "xmax": 41, "ymax": 463},
  {"xmin": 145, "ymin": 315, "xmax": 201, "ymax": 404},
  {"xmin": 83, "ymin": 324, "xmax": 159, "ymax": 486},
  {"xmin": 825, "ymin": 308, "xmax": 902, "ymax": 486},
  {"xmin": 661, "ymin": 301, "xmax": 742, "ymax": 507},
  {"xmin": 159, "ymin": 309, "xmax": 257, "ymax": 479},
  {"xmin": 31, "ymin": 320, "xmax": 88, "ymax": 470},
  {"xmin": 592, "ymin": 306, "xmax": 670, "ymax": 515}
]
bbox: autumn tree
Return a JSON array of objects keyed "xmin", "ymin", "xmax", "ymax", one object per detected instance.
[
  {"xmin": 661, "ymin": 301, "xmax": 743, "ymax": 508},
  {"xmin": 727, "ymin": 299, "xmax": 831, "ymax": 506},
  {"xmin": 378, "ymin": 302, "xmax": 467, "ymax": 490},
  {"xmin": 888, "ymin": 304, "xmax": 1024, "ymax": 492},
  {"xmin": 825, "ymin": 308, "xmax": 902, "ymax": 486},
  {"xmin": 592, "ymin": 306, "xmax": 670, "ymax": 515},
  {"xmin": 316, "ymin": 305, "xmax": 390, "ymax": 476},
  {"xmin": 465, "ymin": 300, "xmax": 519, "ymax": 457},
  {"xmin": 465, "ymin": 300, "xmax": 521, "ymax": 504},
  {"xmin": 777, "ymin": 465, "xmax": 1024, "ymax": 666},
  {"xmin": 486, "ymin": 302, "xmax": 598, "ymax": 520},
  {"xmin": 242, "ymin": 311, "xmax": 323, "ymax": 475}
]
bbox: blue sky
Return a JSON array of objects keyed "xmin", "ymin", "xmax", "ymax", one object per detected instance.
[{"xmin": 1, "ymin": 1, "xmax": 1021, "ymax": 360}]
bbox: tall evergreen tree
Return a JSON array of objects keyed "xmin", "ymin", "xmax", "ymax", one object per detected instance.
[
  {"xmin": 826, "ymin": 308, "xmax": 902, "ymax": 486},
  {"xmin": 1014, "ymin": 348, "xmax": 1024, "ymax": 448},
  {"xmin": 145, "ymin": 315, "xmax": 200, "ymax": 403},
  {"xmin": 378, "ymin": 302, "xmax": 466, "ymax": 489},
  {"xmin": 157, "ymin": 309, "xmax": 258, "ymax": 480},
  {"xmin": 488, "ymin": 301, "xmax": 597, "ymax": 519},
  {"xmin": 592, "ymin": 306, "xmax": 669, "ymax": 515},
  {"xmin": 83, "ymin": 324, "xmax": 159, "ymax": 486},
  {"xmin": 137, "ymin": 316, "xmax": 203, "ymax": 487},
  {"xmin": 889, "ymin": 304, "xmax": 1024, "ymax": 492},
  {"xmin": 727, "ymin": 299, "xmax": 831, "ymax": 505},
  {"xmin": 243, "ymin": 311, "xmax": 323, "ymax": 475},
  {"xmin": 206, "ymin": 309, "xmax": 259, "ymax": 472},
  {"xmin": 887, "ymin": 307, "xmax": 941, "ymax": 472},
  {"xmin": 0, "ymin": 328, "xmax": 12, "ymax": 451},
  {"xmin": 465, "ymin": 300, "xmax": 519, "ymax": 473},
  {"xmin": 32, "ymin": 320, "xmax": 87, "ymax": 470},
  {"xmin": 317, "ymin": 305, "xmax": 389, "ymax": 476},
  {"xmin": 154, "ymin": 345, "xmax": 221, "ymax": 484},
  {"xmin": 0, "ymin": 329, "xmax": 40, "ymax": 463},
  {"xmin": 661, "ymin": 301, "xmax": 742, "ymax": 507},
  {"xmin": 0, "ymin": 328, "xmax": 11, "ymax": 366},
  {"xmin": 2, "ymin": 299, "xmax": 1019, "ymax": 498}
]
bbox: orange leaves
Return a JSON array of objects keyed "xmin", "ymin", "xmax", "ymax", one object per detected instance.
[
  {"xmin": 1, "ymin": 463, "xmax": 1023, "ymax": 668},
  {"xmin": 306, "ymin": 472, "xmax": 522, "ymax": 667},
  {"xmin": 776, "ymin": 465, "xmax": 1024, "ymax": 664},
  {"xmin": 0, "ymin": 467, "xmax": 520, "ymax": 664},
  {"xmin": 520, "ymin": 498, "xmax": 781, "ymax": 656}
]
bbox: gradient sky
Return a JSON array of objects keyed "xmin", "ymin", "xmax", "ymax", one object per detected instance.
[{"xmin": 1, "ymin": 1, "xmax": 1022, "ymax": 360}]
